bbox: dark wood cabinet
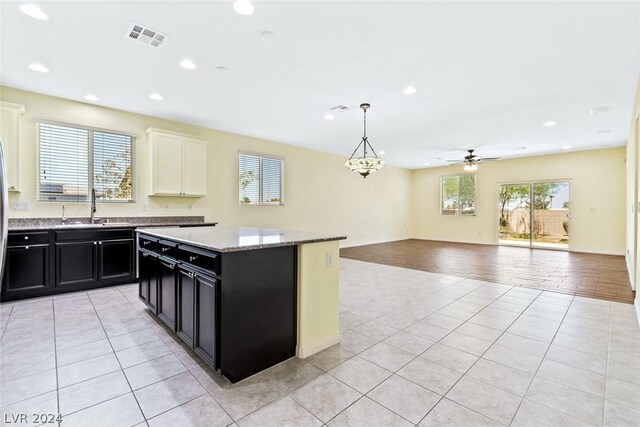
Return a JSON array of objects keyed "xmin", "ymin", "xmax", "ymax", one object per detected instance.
[
  {"xmin": 177, "ymin": 267, "xmax": 196, "ymax": 346},
  {"xmin": 55, "ymin": 232, "xmax": 135, "ymax": 291},
  {"xmin": 1, "ymin": 244, "xmax": 50, "ymax": 299},
  {"xmin": 55, "ymin": 241, "xmax": 99, "ymax": 288},
  {"xmin": 139, "ymin": 250, "xmax": 158, "ymax": 312},
  {"xmin": 194, "ymin": 273, "xmax": 217, "ymax": 366},
  {"xmin": 1, "ymin": 228, "xmax": 137, "ymax": 302},
  {"xmin": 136, "ymin": 232, "xmax": 295, "ymax": 383},
  {"xmin": 157, "ymin": 258, "xmax": 177, "ymax": 330},
  {"xmin": 100, "ymin": 239, "xmax": 135, "ymax": 281}
]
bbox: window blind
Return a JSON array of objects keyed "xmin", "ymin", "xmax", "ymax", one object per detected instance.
[
  {"xmin": 93, "ymin": 131, "xmax": 133, "ymax": 200},
  {"xmin": 39, "ymin": 123, "xmax": 90, "ymax": 201},
  {"xmin": 262, "ymin": 157, "xmax": 281, "ymax": 204},
  {"xmin": 38, "ymin": 122, "xmax": 133, "ymax": 202},
  {"xmin": 238, "ymin": 153, "xmax": 282, "ymax": 205}
]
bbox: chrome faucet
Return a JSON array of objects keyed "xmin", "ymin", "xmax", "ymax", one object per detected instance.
[
  {"xmin": 61, "ymin": 204, "xmax": 66, "ymax": 224},
  {"xmin": 90, "ymin": 189, "xmax": 97, "ymax": 224}
]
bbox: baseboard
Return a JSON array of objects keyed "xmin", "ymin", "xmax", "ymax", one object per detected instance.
[
  {"xmin": 635, "ymin": 298, "xmax": 640, "ymax": 329},
  {"xmin": 296, "ymin": 332, "xmax": 341, "ymax": 358}
]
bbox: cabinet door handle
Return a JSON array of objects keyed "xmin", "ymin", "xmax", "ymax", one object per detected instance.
[
  {"xmin": 94, "ymin": 241, "xmax": 97, "ymax": 245},
  {"xmin": 189, "ymin": 255, "xmax": 198, "ymax": 262},
  {"xmin": 161, "ymin": 247, "xmax": 170, "ymax": 252},
  {"xmin": 24, "ymin": 246, "xmax": 29, "ymax": 250},
  {"xmin": 143, "ymin": 241, "xmax": 150, "ymax": 246},
  {"xmin": 99, "ymin": 241, "xmax": 103, "ymax": 245},
  {"xmin": 142, "ymin": 253, "xmax": 148, "ymax": 258},
  {"xmin": 24, "ymin": 236, "xmax": 29, "ymax": 240},
  {"xmin": 187, "ymin": 272, "xmax": 195, "ymax": 278}
]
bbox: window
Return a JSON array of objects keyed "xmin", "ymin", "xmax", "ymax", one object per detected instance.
[
  {"xmin": 38, "ymin": 122, "xmax": 133, "ymax": 202},
  {"xmin": 441, "ymin": 174, "xmax": 476, "ymax": 215},
  {"xmin": 238, "ymin": 153, "xmax": 283, "ymax": 205}
]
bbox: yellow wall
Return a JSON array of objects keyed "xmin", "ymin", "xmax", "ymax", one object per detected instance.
[
  {"xmin": 0, "ymin": 86, "xmax": 412, "ymax": 247},
  {"xmin": 297, "ymin": 240, "xmax": 340, "ymax": 357},
  {"xmin": 626, "ymin": 74, "xmax": 640, "ymax": 321},
  {"xmin": 411, "ymin": 148, "xmax": 627, "ymax": 255},
  {"xmin": 0, "ymin": 86, "xmax": 629, "ymax": 257},
  {"xmin": 626, "ymin": 74, "xmax": 639, "ymax": 290}
]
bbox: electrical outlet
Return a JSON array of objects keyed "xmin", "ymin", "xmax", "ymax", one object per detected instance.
[
  {"xmin": 326, "ymin": 251, "xmax": 334, "ymax": 268},
  {"xmin": 188, "ymin": 204, "xmax": 193, "ymax": 211},
  {"xmin": 589, "ymin": 207, "xmax": 596, "ymax": 213},
  {"xmin": 142, "ymin": 204, "xmax": 149, "ymax": 212},
  {"xmin": 10, "ymin": 201, "xmax": 29, "ymax": 211}
]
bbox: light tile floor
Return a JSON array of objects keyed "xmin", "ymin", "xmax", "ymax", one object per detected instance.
[{"xmin": 1, "ymin": 258, "xmax": 639, "ymax": 426}]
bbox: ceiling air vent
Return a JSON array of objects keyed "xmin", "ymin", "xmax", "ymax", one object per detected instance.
[
  {"xmin": 590, "ymin": 105, "xmax": 609, "ymax": 115},
  {"xmin": 126, "ymin": 23, "xmax": 166, "ymax": 47},
  {"xmin": 331, "ymin": 105, "xmax": 349, "ymax": 113}
]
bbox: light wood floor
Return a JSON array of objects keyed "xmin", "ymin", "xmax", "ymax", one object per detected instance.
[{"xmin": 341, "ymin": 239, "xmax": 636, "ymax": 304}]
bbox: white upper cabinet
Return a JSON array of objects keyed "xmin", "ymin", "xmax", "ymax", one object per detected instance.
[
  {"xmin": 181, "ymin": 137, "xmax": 207, "ymax": 196},
  {"xmin": 147, "ymin": 128, "xmax": 207, "ymax": 197},
  {"xmin": 0, "ymin": 102, "xmax": 25, "ymax": 192}
]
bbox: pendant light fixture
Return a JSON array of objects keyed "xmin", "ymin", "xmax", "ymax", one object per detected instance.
[{"xmin": 345, "ymin": 103, "xmax": 385, "ymax": 178}]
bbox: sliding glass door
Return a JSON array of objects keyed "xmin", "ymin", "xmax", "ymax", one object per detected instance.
[{"xmin": 498, "ymin": 181, "xmax": 570, "ymax": 249}]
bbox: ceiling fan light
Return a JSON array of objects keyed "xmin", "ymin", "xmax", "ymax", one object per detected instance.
[{"xmin": 464, "ymin": 163, "xmax": 478, "ymax": 172}]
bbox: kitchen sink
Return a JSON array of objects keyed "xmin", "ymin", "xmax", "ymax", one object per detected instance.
[
  {"xmin": 55, "ymin": 222, "xmax": 132, "ymax": 228},
  {"xmin": 55, "ymin": 223, "xmax": 102, "ymax": 228}
]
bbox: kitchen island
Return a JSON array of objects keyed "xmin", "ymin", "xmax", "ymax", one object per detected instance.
[{"xmin": 136, "ymin": 225, "xmax": 346, "ymax": 383}]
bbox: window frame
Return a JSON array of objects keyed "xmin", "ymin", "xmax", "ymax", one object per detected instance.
[
  {"xmin": 440, "ymin": 173, "xmax": 477, "ymax": 216},
  {"xmin": 238, "ymin": 151, "xmax": 284, "ymax": 206},
  {"xmin": 36, "ymin": 119, "xmax": 136, "ymax": 203}
]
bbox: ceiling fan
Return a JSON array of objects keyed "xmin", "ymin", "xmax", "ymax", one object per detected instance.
[{"xmin": 446, "ymin": 149, "xmax": 501, "ymax": 171}]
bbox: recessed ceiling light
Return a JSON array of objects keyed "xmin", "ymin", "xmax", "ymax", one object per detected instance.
[
  {"xmin": 216, "ymin": 66, "xmax": 230, "ymax": 74},
  {"xmin": 84, "ymin": 94, "xmax": 99, "ymax": 102},
  {"xmin": 179, "ymin": 59, "xmax": 196, "ymax": 70},
  {"xmin": 543, "ymin": 121, "xmax": 556, "ymax": 127},
  {"xmin": 562, "ymin": 145, "xmax": 571, "ymax": 150},
  {"xmin": 324, "ymin": 114, "xmax": 334, "ymax": 121},
  {"xmin": 19, "ymin": 4, "xmax": 49, "ymax": 20},
  {"xmin": 403, "ymin": 86, "xmax": 417, "ymax": 95},
  {"xmin": 149, "ymin": 93, "xmax": 163, "ymax": 101},
  {"xmin": 233, "ymin": 0, "xmax": 254, "ymax": 15},
  {"xmin": 28, "ymin": 63, "xmax": 49, "ymax": 73},
  {"xmin": 261, "ymin": 31, "xmax": 276, "ymax": 41},
  {"xmin": 379, "ymin": 151, "xmax": 386, "ymax": 156}
]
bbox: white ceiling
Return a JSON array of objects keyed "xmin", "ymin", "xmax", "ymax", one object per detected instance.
[{"xmin": 2, "ymin": 1, "xmax": 639, "ymax": 169}]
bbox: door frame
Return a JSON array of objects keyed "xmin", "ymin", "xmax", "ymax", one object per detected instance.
[{"xmin": 497, "ymin": 179, "xmax": 572, "ymax": 251}]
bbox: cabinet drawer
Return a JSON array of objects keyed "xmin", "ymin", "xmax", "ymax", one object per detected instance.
[
  {"xmin": 139, "ymin": 235, "xmax": 158, "ymax": 252},
  {"xmin": 177, "ymin": 245, "xmax": 219, "ymax": 275},
  {"xmin": 56, "ymin": 228, "xmax": 134, "ymax": 242},
  {"xmin": 8, "ymin": 231, "xmax": 49, "ymax": 246},
  {"xmin": 157, "ymin": 240, "xmax": 178, "ymax": 258}
]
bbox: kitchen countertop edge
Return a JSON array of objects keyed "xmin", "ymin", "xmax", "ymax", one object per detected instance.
[{"xmin": 137, "ymin": 226, "xmax": 347, "ymax": 253}]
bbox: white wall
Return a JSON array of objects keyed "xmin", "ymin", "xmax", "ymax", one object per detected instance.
[
  {"xmin": 0, "ymin": 86, "xmax": 412, "ymax": 248},
  {"xmin": 411, "ymin": 148, "xmax": 627, "ymax": 255}
]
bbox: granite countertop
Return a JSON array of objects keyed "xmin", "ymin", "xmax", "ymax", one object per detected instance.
[
  {"xmin": 138, "ymin": 225, "xmax": 347, "ymax": 253},
  {"xmin": 8, "ymin": 216, "xmax": 216, "ymax": 231}
]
